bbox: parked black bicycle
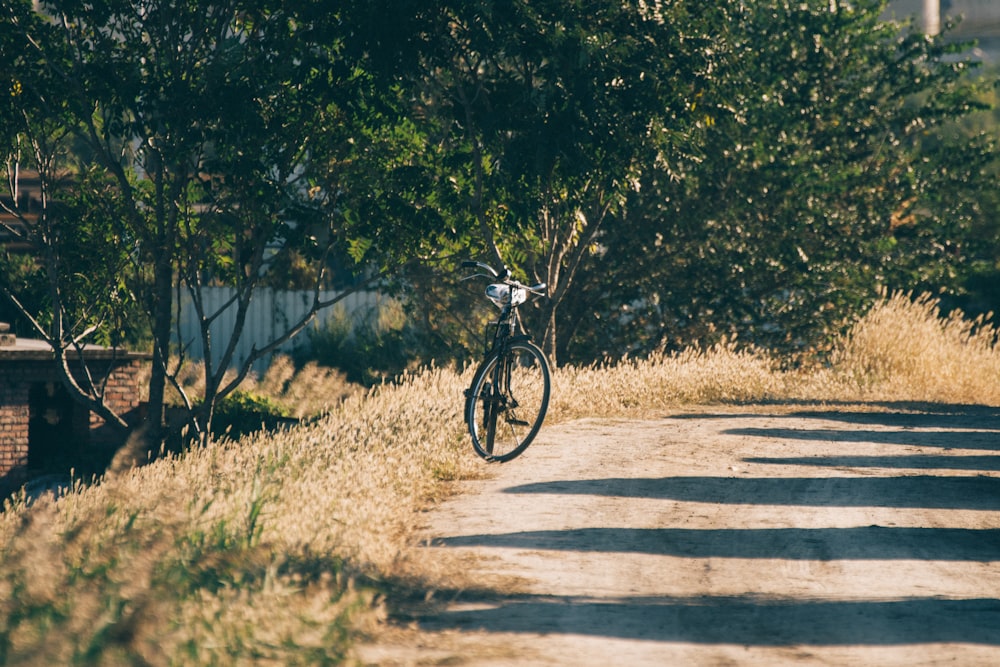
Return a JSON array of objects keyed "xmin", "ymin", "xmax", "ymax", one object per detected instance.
[{"xmin": 461, "ymin": 260, "xmax": 551, "ymax": 462}]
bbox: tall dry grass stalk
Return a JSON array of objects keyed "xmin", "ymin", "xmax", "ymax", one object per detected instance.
[
  {"xmin": 550, "ymin": 340, "xmax": 784, "ymax": 420},
  {"xmin": 797, "ymin": 291, "xmax": 1000, "ymax": 404},
  {"xmin": 138, "ymin": 355, "xmax": 359, "ymax": 417},
  {"xmin": 1, "ymin": 291, "xmax": 998, "ymax": 663}
]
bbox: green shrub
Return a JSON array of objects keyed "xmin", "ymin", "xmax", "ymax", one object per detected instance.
[
  {"xmin": 307, "ymin": 301, "xmax": 424, "ymax": 386},
  {"xmin": 210, "ymin": 391, "xmax": 293, "ymax": 439}
]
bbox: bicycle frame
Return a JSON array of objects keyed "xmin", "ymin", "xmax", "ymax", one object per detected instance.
[
  {"xmin": 467, "ymin": 296, "xmax": 522, "ymax": 427},
  {"xmin": 482, "ymin": 301, "xmax": 523, "ymax": 358}
]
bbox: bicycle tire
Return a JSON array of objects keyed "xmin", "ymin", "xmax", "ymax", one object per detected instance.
[{"xmin": 466, "ymin": 340, "xmax": 550, "ymax": 462}]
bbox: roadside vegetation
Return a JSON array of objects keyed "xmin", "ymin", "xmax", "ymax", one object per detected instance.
[{"xmin": 1, "ymin": 291, "xmax": 998, "ymax": 665}]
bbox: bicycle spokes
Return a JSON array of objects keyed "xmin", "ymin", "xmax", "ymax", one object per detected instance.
[{"xmin": 467, "ymin": 341, "xmax": 550, "ymax": 462}]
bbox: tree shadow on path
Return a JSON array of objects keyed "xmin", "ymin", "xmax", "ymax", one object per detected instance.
[
  {"xmin": 421, "ymin": 594, "xmax": 1000, "ymax": 646},
  {"xmin": 671, "ymin": 401, "xmax": 1000, "ymax": 431},
  {"xmin": 434, "ymin": 526, "xmax": 1000, "ymax": 561},
  {"xmin": 503, "ymin": 475, "xmax": 1000, "ymax": 510},
  {"xmin": 417, "ymin": 402, "xmax": 1000, "ymax": 649}
]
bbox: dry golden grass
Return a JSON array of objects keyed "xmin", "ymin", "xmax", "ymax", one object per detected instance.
[
  {"xmin": 250, "ymin": 356, "xmax": 359, "ymax": 418},
  {"xmin": 140, "ymin": 354, "xmax": 359, "ymax": 416},
  {"xmin": 0, "ymin": 364, "xmax": 474, "ymax": 665},
  {"xmin": 0, "ymin": 291, "xmax": 997, "ymax": 664},
  {"xmin": 550, "ymin": 339, "xmax": 784, "ymax": 421},
  {"xmin": 806, "ymin": 291, "xmax": 1000, "ymax": 404}
]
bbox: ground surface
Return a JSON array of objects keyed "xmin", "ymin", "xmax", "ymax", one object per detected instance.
[{"xmin": 355, "ymin": 403, "xmax": 1000, "ymax": 666}]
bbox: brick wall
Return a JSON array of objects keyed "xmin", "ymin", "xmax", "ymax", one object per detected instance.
[
  {"xmin": 88, "ymin": 359, "xmax": 146, "ymax": 450},
  {"xmin": 0, "ymin": 373, "xmax": 30, "ymax": 480},
  {"xmin": 0, "ymin": 358, "xmax": 146, "ymax": 487}
]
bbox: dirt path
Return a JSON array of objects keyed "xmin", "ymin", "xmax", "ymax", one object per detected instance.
[{"xmin": 356, "ymin": 405, "xmax": 1000, "ymax": 666}]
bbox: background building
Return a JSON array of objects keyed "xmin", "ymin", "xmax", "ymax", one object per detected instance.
[{"xmin": 888, "ymin": 0, "xmax": 1000, "ymax": 61}]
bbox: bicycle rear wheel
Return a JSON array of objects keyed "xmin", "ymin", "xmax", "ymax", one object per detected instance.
[{"xmin": 466, "ymin": 340, "xmax": 550, "ymax": 462}]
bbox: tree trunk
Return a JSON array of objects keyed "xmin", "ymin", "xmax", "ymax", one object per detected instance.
[
  {"xmin": 543, "ymin": 308, "xmax": 558, "ymax": 368},
  {"xmin": 144, "ymin": 240, "xmax": 174, "ymax": 445}
]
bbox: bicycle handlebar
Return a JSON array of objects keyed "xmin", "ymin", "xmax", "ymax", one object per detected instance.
[
  {"xmin": 461, "ymin": 259, "xmax": 547, "ymax": 296},
  {"xmin": 461, "ymin": 260, "xmax": 498, "ymax": 277}
]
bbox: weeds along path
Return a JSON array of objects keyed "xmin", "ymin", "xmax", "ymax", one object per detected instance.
[{"xmin": 355, "ymin": 406, "xmax": 1000, "ymax": 666}]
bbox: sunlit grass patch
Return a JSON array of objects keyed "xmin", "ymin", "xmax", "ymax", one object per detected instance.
[
  {"xmin": 2, "ymin": 291, "xmax": 1000, "ymax": 663},
  {"xmin": 797, "ymin": 291, "xmax": 1000, "ymax": 405},
  {"xmin": 0, "ymin": 366, "xmax": 475, "ymax": 664},
  {"xmin": 551, "ymin": 339, "xmax": 784, "ymax": 420}
]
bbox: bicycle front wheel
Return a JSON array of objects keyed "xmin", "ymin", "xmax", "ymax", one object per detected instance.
[{"xmin": 466, "ymin": 340, "xmax": 551, "ymax": 462}]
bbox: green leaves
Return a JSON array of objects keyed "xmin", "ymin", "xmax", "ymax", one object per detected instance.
[
  {"xmin": 2, "ymin": 0, "xmax": 997, "ymax": 377},
  {"xmin": 554, "ymin": 0, "xmax": 999, "ymax": 361},
  {"xmin": 347, "ymin": 237, "xmax": 372, "ymax": 265}
]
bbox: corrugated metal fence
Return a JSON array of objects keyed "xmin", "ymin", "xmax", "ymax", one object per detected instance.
[{"xmin": 174, "ymin": 287, "xmax": 382, "ymax": 374}]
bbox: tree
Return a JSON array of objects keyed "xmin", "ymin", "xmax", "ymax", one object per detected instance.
[
  {"xmin": 556, "ymin": 0, "xmax": 999, "ymax": 361},
  {"xmin": 0, "ymin": 0, "xmax": 435, "ymax": 445},
  {"xmin": 1, "ymin": 4, "xmax": 141, "ymax": 429},
  {"xmin": 375, "ymin": 0, "xmax": 720, "ymax": 365}
]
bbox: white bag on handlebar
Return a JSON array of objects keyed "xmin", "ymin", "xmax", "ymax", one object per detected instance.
[{"xmin": 486, "ymin": 283, "xmax": 526, "ymax": 308}]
